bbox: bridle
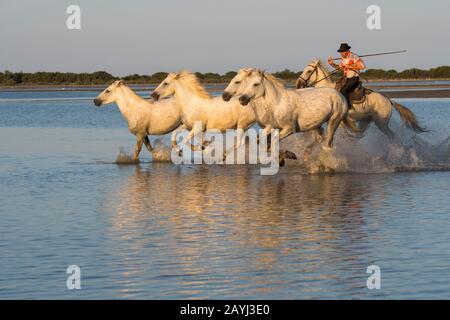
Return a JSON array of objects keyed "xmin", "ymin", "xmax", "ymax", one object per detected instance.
[
  {"xmin": 298, "ymin": 63, "xmax": 339, "ymax": 88},
  {"xmin": 297, "ymin": 64, "xmax": 318, "ymax": 87}
]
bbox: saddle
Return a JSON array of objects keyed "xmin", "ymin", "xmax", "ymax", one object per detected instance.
[{"xmin": 335, "ymin": 78, "xmax": 373, "ymax": 105}]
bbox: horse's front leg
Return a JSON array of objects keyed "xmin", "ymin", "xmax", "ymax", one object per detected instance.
[
  {"xmin": 171, "ymin": 124, "xmax": 187, "ymax": 149},
  {"xmin": 279, "ymin": 126, "xmax": 294, "ymax": 141},
  {"xmin": 220, "ymin": 128, "xmax": 245, "ymax": 162},
  {"xmin": 258, "ymin": 125, "xmax": 273, "ymax": 152},
  {"xmin": 190, "ymin": 130, "xmax": 204, "ymax": 151},
  {"xmin": 234, "ymin": 128, "xmax": 247, "ymax": 149},
  {"xmin": 324, "ymin": 112, "xmax": 344, "ymax": 150},
  {"xmin": 133, "ymin": 136, "xmax": 145, "ymax": 162},
  {"xmin": 178, "ymin": 126, "xmax": 203, "ymax": 154}
]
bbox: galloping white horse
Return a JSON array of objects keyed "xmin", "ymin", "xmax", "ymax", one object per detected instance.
[
  {"xmin": 94, "ymin": 80, "xmax": 183, "ymax": 161},
  {"xmin": 233, "ymin": 69, "xmax": 348, "ymax": 150},
  {"xmin": 151, "ymin": 71, "xmax": 256, "ymax": 152},
  {"xmin": 223, "ymin": 68, "xmax": 274, "ymax": 132},
  {"xmin": 296, "ymin": 59, "xmax": 426, "ymax": 138}
]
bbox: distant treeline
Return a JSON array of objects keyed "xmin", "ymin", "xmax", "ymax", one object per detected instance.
[{"xmin": 2, "ymin": 66, "xmax": 450, "ymax": 86}]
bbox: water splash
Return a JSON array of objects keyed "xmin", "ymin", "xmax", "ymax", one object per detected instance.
[
  {"xmin": 114, "ymin": 140, "xmax": 172, "ymax": 164},
  {"xmin": 283, "ymin": 122, "xmax": 450, "ymax": 174},
  {"xmin": 115, "ymin": 147, "xmax": 138, "ymax": 164},
  {"xmin": 151, "ymin": 139, "xmax": 172, "ymax": 162},
  {"xmin": 311, "ymin": 148, "xmax": 348, "ymax": 173}
]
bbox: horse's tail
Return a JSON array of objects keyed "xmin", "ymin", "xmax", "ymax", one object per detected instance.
[{"xmin": 391, "ymin": 101, "xmax": 427, "ymax": 133}]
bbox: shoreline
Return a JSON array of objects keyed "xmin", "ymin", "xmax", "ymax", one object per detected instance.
[
  {"xmin": 378, "ymin": 89, "xmax": 450, "ymax": 99},
  {"xmin": 2, "ymin": 82, "xmax": 450, "ymax": 99},
  {"xmin": 1, "ymin": 78, "xmax": 450, "ymax": 89}
]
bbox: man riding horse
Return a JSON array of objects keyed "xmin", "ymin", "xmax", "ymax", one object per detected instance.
[{"xmin": 328, "ymin": 43, "xmax": 366, "ymax": 107}]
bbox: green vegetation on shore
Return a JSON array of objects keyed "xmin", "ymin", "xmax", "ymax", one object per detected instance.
[{"xmin": 2, "ymin": 66, "xmax": 450, "ymax": 86}]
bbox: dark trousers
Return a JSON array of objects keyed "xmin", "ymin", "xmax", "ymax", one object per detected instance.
[{"xmin": 340, "ymin": 76, "xmax": 360, "ymax": 105}]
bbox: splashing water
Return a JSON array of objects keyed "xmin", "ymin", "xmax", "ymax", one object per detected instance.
[
  {"xmin": 115, "ymin": 147, "xmax": 138, "ymax": 164},
  {"xmin": 283, "ymin": 121, "xmax": 450, "ymax": 174},
  {"xmin": 151, "ymin": 139, "xmax": 172, "ymax": 162},
  {"xmin": 310, "ymin": 148, "xmax": 348, "ymax": 173},
  {"xmin": 112, "ymin": 121, "xmax": 449, "ymax": 172},
  {"xmin": 115, "ymin": 140, "xmax": 172, "ymax": 164}
]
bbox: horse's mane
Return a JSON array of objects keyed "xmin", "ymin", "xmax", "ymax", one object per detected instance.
[
  {"xmin": 313, "ymin": 59, "xmax": 332, "ymax": 75},
  {"xmin": 237, "ymin": 68, "xmax": 285, "ymax": 89},
  {"xmin": 176, "ymin": 71, "xmax": 211, "ymax": 99},
  {"xmin": 118, "ymin": 81, "xmax": 154, "ymax": 104},
  {"xmin": 262, "ymin": 71, "xmax": 285, "ymax": 89},
  {"xmin": 238, "ymin": 67, "xmax": 256, "ymax": 74}
]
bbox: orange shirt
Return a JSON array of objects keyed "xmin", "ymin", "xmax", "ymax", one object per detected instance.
[{"xmin": 340, "ymin": 52, "xmax": 365, "ymax": 78}]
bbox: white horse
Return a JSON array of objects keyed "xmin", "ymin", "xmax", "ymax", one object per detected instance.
[
  {"xmin": 234, "ymin": 69, "xmax": 348, "ymax": 151},
  {"xmin": 223, "ymin": 68, "xmax": 274, "ymax": 132},
  {"xmin": 94, "ymin": 80, "xmax": 184, "ymax": 161},
  {"xmin": 223, "ymin": 68, "xmax": 299, "ymax": 160},
  {"xmin": 151, "ymin": 71, "xmax": 256, "ymax": 152},
  {"xmin": 296, "ymin": 59, "xmax": 427, "ymax": 138}
]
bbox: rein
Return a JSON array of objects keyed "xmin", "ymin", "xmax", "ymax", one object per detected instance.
[
  {"xmin": 298, "ymin": 64, "xmax": 339, "ymax": 87},
  {"xmin": 309, "ymin": 69, "xmax": 339, "ymax": 86}
]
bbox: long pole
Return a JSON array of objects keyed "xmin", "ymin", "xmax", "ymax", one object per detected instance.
[{"xmin": 333, "ymin": 50, "xmax": 407, "ymax": 60}]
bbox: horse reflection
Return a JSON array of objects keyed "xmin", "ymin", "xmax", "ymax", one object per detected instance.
[{"xmin": 104, "ymin": 164, "xmax": 387, "ymax": 296}]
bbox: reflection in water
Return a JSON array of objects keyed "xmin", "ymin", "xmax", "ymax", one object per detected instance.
[{"xmin": 104, "ymin": 164, "xmax": 390, "ymax": 298}]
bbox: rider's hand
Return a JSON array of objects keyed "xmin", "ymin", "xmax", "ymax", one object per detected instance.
[{"xmin": 327, "ymin": 56, "xmax": 334, "ymax": 65}]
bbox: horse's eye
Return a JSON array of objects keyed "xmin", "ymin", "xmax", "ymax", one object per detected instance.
[
  {"xmin": 163, "ymin": 82, "xmax": 168, "ymax": 86},
  {"xmin": 235, "ymin": 81, "xmax": 241, "ymax": 85},
  {"xmin": 253, "ymin": 83, "xmax": 260, "ymax": 87},
  {"xmin": 106, "ymin": 90, "xmax": 111, "ymax": 93}
]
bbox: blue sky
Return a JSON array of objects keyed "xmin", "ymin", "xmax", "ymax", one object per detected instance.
[{"xmin": 0, "ymin": 0, "xmax": 449, "ymax": 75}]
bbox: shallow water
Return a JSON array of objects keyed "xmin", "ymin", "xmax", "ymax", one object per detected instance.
[{"xmin": 0, "ymin": 89, "xmax": 449, "ymax": 299}]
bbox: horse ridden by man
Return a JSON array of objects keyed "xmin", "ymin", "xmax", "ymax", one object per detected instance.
[{"xmin": 296, "ymin": 43, "xmax": 427, "ymax": 139}]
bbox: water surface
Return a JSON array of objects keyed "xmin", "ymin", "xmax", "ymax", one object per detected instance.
[{"xmin": 0, "ymin": 89, "xmax": 449, "ymax": 299}]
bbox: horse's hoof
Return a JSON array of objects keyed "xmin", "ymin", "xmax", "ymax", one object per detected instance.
[{"xmin": 279, "ymin": 157, "xmax": 285, "ymax": 167}]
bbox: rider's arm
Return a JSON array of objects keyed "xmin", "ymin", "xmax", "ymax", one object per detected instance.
[{"xmin": 327, "ymin": 57, "xmax": 342, "ymax": 70}]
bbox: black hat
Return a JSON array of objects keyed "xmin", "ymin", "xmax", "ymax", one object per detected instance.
[{"xmin": 337, "ymin": 43, "xmax": 351, "ymax": 52}]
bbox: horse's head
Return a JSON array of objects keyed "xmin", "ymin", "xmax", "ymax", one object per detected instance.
[
  {"xmin": 238, "ymin": 69, "xmax": 265, "ymax": 106},
  {"xmin": 151, "ymin": 73, "xmax": 178, "ymax": 101},
  {"xmin": 296, "ymin": 60, "xmax": 320, "ymax": 89},
  {"xmin": 222, "ymin": 68, "xmax": 255, "ymax": 102},
  {"xmin": 93, "ymin": 80, "xmax": 124, "ymax": 107}
]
